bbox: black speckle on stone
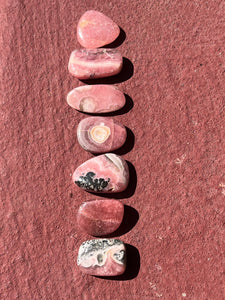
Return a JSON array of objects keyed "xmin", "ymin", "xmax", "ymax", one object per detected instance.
[{"xmin": 75, "ymin": 172, "xmax": 110, "ymax": 192}]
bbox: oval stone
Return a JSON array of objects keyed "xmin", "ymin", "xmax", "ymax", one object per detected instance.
[
  {"xmin": 67, "ymin": 85, "xmax": 126, "ymax": 113},
  {"xmin": 77, "ymin": 10, "xmax": 120, "ymax": 49},
  {"xmin": 72, "ymin": 153, "xmax": 129, "ymax": 193},
  {"xmin": 77, "ymin": 117, "xmax": 127, "ymax": 153},
  {"xmin": 77, "ymin": 239, "xmax": 126, "ymax": 276},
  {"xmin": 77, "ymin": 200, "xmax": 124, "ymax": 236},
  {"xmin": 68, "ymin": 49, "xmax": 123, "ymax": 79}
]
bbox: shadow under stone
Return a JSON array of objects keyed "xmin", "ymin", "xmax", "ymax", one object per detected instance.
[
  {"xmin": 104, "ymin": 27, "xmax": 126, "ymax": 48},
  {"xmin": 95, "ymin": 244, "xmax": 140, "ymax": 281},
  {"xmin": 81, "ymin": 57, "xmax": 134, "ymax": 85},
  {"xmin": 103, "ymin": 205, "xmax": 139, "ymax": 238}
]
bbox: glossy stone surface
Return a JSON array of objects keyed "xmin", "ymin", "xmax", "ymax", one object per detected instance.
[
  {"xmin": 77, "ymin": 117, "xmax": 127, "ymax": 153},
  {"xmin": 77, "ymin": 200, "xmax": 124, "ymax": 236},
  {"xmin": 72, "ymin": 154, "xmax": 129, "ymax": 193},
  {"xmin": 68, "ymin": 49, "xmax": 123, "ymax": 79},
  {"xmin": 77, "ymin": 10, "xmax": 120, "ymax": 49},
  {"xmin": 77, "ymin": 239, "xmax": 126, "ymax": 276},
  {"xmin": 67, "ymin": 85, "xmax": 126, "ymax": 113}
]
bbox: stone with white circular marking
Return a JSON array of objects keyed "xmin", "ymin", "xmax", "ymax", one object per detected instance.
[
  {"xmin": 77, "ymin": 10, "xmax": 120, "ymax": 49},
  {"xmin": 72, "ymin": 153, "xmax": 129, "ymax": 193},
  {"xmin": 77, "ymin": 117, "xmax": 127, "ymax": 153},
  {"xmin": 67, "ymin": 85, "xmax": 126, "ymax": 113},
  {"xmin": 68, "ymin": 49, "xmax": 123, "ymax": 79},
  {"xmin": 77, "ymin": 239, "xmax": 126, "ymax": 276}
]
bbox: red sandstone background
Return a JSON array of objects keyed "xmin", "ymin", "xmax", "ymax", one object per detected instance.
[{"xmin": 1, "ymin": 0, "xmax": 225, "ymax": 299}]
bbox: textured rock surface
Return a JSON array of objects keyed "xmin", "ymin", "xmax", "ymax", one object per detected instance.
[
  {"xmin": 77, "ymin": 117, "xmax": 127, "ymax": 153},
  {"xmin": 73, "ymin": 154, "xmax": 129, "ymax": 193},
  {"xmin": 77, "ymin": 200, "xmax": 124, "ymax": 236},
  {"xmin": 77, "ymin": 239, "xmax": 126, "ymax": 276},
  {"xmin": 67, "ymin": 85, "xmax": 126, "ymax": 113},
  {"xmin": 1, "ymin": 0, "xmax": 225, "ymax": 299},
  {"xmin": 77, "ymin": 10, "xmax": 120, "ymax": 49},
  {"xmin": 68, "ymin": 49, "xmax": 123, "ymax": 79}
]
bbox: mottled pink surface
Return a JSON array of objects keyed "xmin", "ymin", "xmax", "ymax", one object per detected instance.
[
  {"xmin": 77, "ymin": 200, "xmax": 124, "ymax": 236},
  {"xmin": 77, "ymin": 117, "xmax": 127, "ymax": 153},
  {"xmin": 67, "ymin": 84, "xmax": 126, "ymax": 113},
  {"xmin": 77, "ymin": 10, "xmax": 120, "ymax": 49},
  {"xmin": 1, "ymin": 0, "xmax": 225, "ymax": 299},
  {"xmin": 68, "ymin": 49, "xmax": 123, "ymax": 79}
]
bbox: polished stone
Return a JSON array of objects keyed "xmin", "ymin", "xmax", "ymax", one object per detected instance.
[
  {"xmin": 77, "ymin": 10, "xmax": 120, "ymax": 49},
  {"xmin": 68, "ymin": 49, "xmax": 123, "ymax": 79},
  {"xmin": 67, "ymin": 85, "xmax": 126, "ymax": 113},
  {"xmin": 77, "ymin": 117, "xmax": 127, "ymax": 153},
  {"xmin": 77, "ymin": 200, "xmax": 124, "ymax": 236},
  {"xmin": 72, "ymin": 153, "xmax": 129, "ymax": 193},
  {"xmin": 77, "ymin": 239, "xmax": 126, "ymax": 276}
]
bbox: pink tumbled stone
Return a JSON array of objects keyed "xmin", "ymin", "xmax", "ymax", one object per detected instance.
[
  {"xmin": 77, "ymin": 200, "xmax": 124, "ymax": 236},
  {"xmin": 68, "ymin": 49, "xmax": 123, "ymax": 79},
  {"xmin": 77, "ymin": 239, "xmax": 126, "ymax": 276},
  {"xmin": 77, "ymin": 117, "xmax": 127, "ymax": 153},
  {"xmin": 67, "ymin": 85, "xmax": 126, "ymax": 113},
  {"xmin": 72, "ymin": 153, "xmax": 129, "ymax": 193},
  {"xmin": 77, "ymin": 10, "xmax": 120, "ymax": 49}
]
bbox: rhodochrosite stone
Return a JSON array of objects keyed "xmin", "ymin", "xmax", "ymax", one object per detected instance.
[
  {"xmin": 67, "ymin": 85, "xmax": 126, "ymax": 113},
  {"xmin": 72, "ymin": 153, "xmax": 129, "ymax": 193},
  {"xmin": 68, "ymin": 49, "xmax": 123, "ymax": 79},
  {"xmin": 77, "ymin": 239, "xmax": 126, "ymax": 276},
  {"xmin": 77, "ymin": 117, "xmax": 127, "ymax": 153},
  {"xmin": 77, "ymin": 10, "xmax": 120, "ymax": 49},
  {"xmin": 77, "ymin": 200, "xmax": 124, "ymax": 236}
]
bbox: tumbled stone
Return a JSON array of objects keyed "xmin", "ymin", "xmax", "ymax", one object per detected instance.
[
  {"xmin": 68, "ymin": 49, "xmax": 123, "ymax": 79},
  {"xmin": 77, "ymin": 117, "xmax": 127, "ymax": 153},
  {"xmin": 72, "ymin": 153, "xmax": 129, "ymax": 193},
  {"xmin": 77, "ymin": 200, "xmax": 124, "ymax": 236},
  {"xmin": 77, "ymin": 239, "xmax": 126, "ymax": 276},
  {"xmin": 67, "ymin": 84, "xmax": 126, "ymax": 113},
  {"xmin": 77, "ymin": 10, "xmax": 120, "ymax": 49}
]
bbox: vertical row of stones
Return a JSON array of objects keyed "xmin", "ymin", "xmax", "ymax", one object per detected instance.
[{"xmin": 67, "ymin": 10, "xmax": 129, "ymax": 276}]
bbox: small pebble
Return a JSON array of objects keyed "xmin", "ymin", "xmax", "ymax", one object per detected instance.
[
  {"xmin": 72, "ymin": 153, "xmax": 129, "ymax": 193},
  {"xmin": 68, "ymin": 49, "xmax": 123, "ymax": 79},
  {"xmin": 77, "ymin": 10, "xmax": 120, "ymax": 49},
  {"xmin": 67, "ymin": 84, "xmax": 126, "ymax": 113},
  {"xmin": 77, "ymin": 117, "xmax": 127, "ymax": 153},
  {"xmin": 77, "ymin": 239, "xmax": 126, "ymax": 276},
  {"xmin": 77, "ymin": 199, "xmax": 124, "ymax": 236}
]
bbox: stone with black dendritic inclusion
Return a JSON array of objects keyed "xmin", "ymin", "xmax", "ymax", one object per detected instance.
[
  {"xmin": 77, "ymin": 239, "xmax": 126, "ymax": 276},
  {"xmin": 72, "ymin": 154, "xmax": 129, "ymax": 193}
]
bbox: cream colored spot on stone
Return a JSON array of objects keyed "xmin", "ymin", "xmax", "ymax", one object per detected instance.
[
  {"xmin": 90, "ymin": 125, "xmax": 111, "ymax": 143},
  {"xmin": 182, "ymin": 293, "xmax": 187, "ymax": 297},
  {"xmin": 79, "ymin": 97, "xmax": 95, "ymax": 112}
]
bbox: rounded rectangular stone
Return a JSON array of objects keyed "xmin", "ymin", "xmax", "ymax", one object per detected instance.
[
  {"xmin": 68, "ymin": 49, "xmax": 123, "ymax": 79},
  {"xmin": 77, "ymin": 239, "xmax": 126, "ymax": 276},
  {"xmin": 77, "ymin": 200, "xmax": 124, "ymax": 236}
]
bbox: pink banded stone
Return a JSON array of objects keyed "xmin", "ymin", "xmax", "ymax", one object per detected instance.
[
  {"xmin": 73, "ymin": 153, "xmax": 129, "ymax": 193},
  {"xmin": 77, "ymin": 10, "xmax": 120, "ymax": 49},
  {"xmin": 77, "ymin": 117, "xmax": 127, "ymax": 153},
  {"xmin": 77, "ymin": 239, "xmax": 126, "ymax": 276},
  {"xmin": 77, "ymin": 200, "xmax": 124, "ymax": 236},
  {"xmin": 68, "ymin": 49, "xmax": 123, "ymax": 79},
  {"xmin": 67, "ymin": 85, "xmax": 126, "ymax": 113}
]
